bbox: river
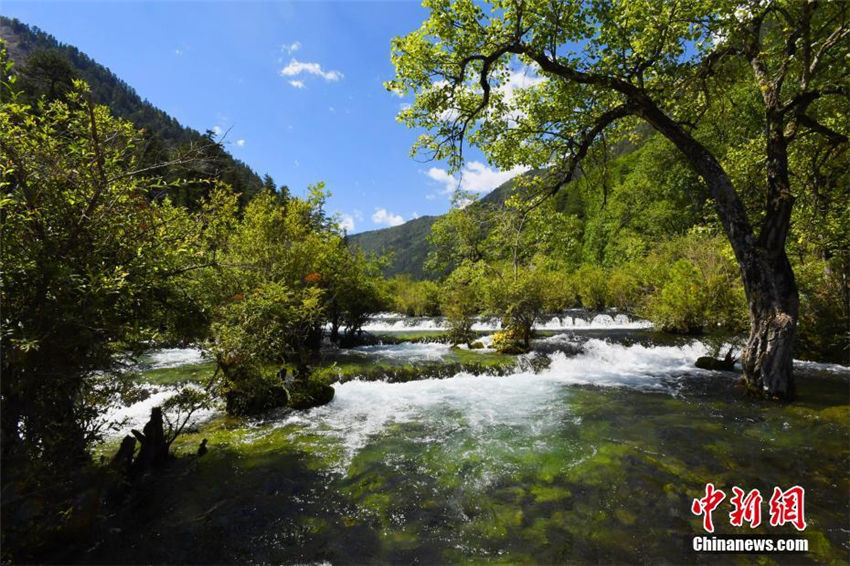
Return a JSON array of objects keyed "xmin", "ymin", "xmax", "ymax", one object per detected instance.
[{"xmin": 90, "ymin": 313, "xmax": 849, "ymax": 564}]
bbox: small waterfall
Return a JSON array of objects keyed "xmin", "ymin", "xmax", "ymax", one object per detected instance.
[{"xmin": 355, "ymin": 311, "xmax": 653, "ymax": 333}]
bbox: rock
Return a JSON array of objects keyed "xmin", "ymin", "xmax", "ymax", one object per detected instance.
[
  {"xmin": 468, "ymin": 341, "xmax": 484, "ymax": 349},
  {"xmin": 110, "ymin": 435, "xmax": 136, "ymax": 475},
  {"xmin": 225, "ymin": 384, "xmax": 289, "ymax": 416},
  {"xmin": 131, "ymin": 407, "xmax": 169, "ymax": 472},
  {"xmin": 289, "ymin": 381, "xmax": 335, "ymax": 410},
  {"xmin": 695, "ymin": 349, "xmax": 737, "ymax": 371}
]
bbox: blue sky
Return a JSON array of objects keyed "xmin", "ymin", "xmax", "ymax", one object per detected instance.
[{"xmin": 2, "ymin": 0, "xmax": 524, "ymax": 233}]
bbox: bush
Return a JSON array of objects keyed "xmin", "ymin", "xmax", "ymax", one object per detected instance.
[
  {"xmin": 482, "ymin": 266, "xmax": 545, "ymax": 349},
  {"xmin": 573, "ymin": 264, "xmax": 610, "ymax": 310},
  {"xmin": 639, "ymin": 233, "xmax": 747, "ymax": 333},
  {"xmin": 439, "ymin": 264, "xmax": 482, "ymax": 345},
  {"xmin": 646, "ymin": 259, "xmax": 706, "ymax": 333},
  {"xmin": 491, "ymin": 330, "xmax": 528, "ymax": 354},
  {"xmin": 391, "ymin": 276, "xmax": 441, "ymax": 316},
  {"xmin": 541, "ymin": 270, "xmax": 579, "ymax": 312},
  {"xmin": 795, "ymin": 257, "xmax": 849, "ymax": 363},
  {"xmin": 607, "ymin": 266, "xmax": 642, "ymax": 311},
  {"xmin": 212, "ymin": 282, "xmax": 325, "ymax": 413}
]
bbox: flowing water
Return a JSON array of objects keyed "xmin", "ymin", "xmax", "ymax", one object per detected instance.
[
  {"xmin": 358, "ymin": 310, "xmax": 653, "ymax": 332},
  {"xmin": 90, "ymin": 315, "xmax": 850, "ymax": 564}
]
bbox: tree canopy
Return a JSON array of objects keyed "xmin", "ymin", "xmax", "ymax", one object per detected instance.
[{"xmin": 389, "ymin": 0, "xmax": 849, "ymax": 397}]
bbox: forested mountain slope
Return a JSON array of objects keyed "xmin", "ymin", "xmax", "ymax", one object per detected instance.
[{"xmin": 349, "ymin": 175, "xmax": 518, "ymax": 279}]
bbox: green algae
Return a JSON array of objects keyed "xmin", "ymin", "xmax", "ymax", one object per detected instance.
[
  {"xmin": 312, "ymin": 348, "xmax": 517, "ymax": 383},
  {"xmin": 529, "ymin": 484, "xmax": 572, "ymax": 503}
]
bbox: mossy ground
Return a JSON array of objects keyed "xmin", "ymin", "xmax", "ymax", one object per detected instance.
[
  {"xmin": 312, "ymin": 347, "xmax": 517, "ymax": 383},
  {"xmin": 137, "ymin": 360, "xmax": 217, "ymax": 385}
]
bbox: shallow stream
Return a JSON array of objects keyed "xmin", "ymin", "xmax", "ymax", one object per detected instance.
[{"xmin": 90, "ymin": 314, "xmax": 849, "ymax": 564}]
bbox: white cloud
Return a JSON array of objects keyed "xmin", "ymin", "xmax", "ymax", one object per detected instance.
[
  {"xmin": 456, "ymin": 197, "xmax": 474, "ymax": 209},
  {"xmin": 353, "ymin": 209, "xmax": 364, "ymax": 221},
  {"xmin": 280, "ymin": 58, "xmax": 343, "ymax": 82},
  {"xmin": 174, "ymin": 48, "xmax": 183, "ymax": 56},
  {"xmin": 499, "ymin": 67, "xmax": 545, "ymax": 98},
  {"xmin": 338, "ymin": 213, "xmax": 355, "ymax": 232},
  {"xmin": 281, "ymin": 41, "xmax": 301, "ymax": 55},
  {"xmin": 235, "ymin": 139, "xmax": 245, "ymax": 147},
  {"xmin": 212, "ymin": 125, "xmax": 223, "ymax": 136},
  {"xmin": 496, "ymin": 67, "xmax": 546, "ymax": 126},
  {"xmin": 288, "ymin": 80, "xmax": 305, "ymax": 89},
  {"xmin": 371, "ymin": 208, "xmax": 404, "ymax": 227},
  {"xmin": 426, "ymin": 161, "xmax": 529, "ymax": 195},
  {"xmin": 411, "ymin": 211, "xmax": 420, "ymax": 219}
]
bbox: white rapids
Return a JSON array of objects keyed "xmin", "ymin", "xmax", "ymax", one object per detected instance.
[
  {"xmin": 140, "ymin": 347, "xmax": 207, "ymax": 369},
  {"xmin": 278, "ymin": 339, "xmax": 716, "ymax": 468},
  {"xmin": 356, "ymin": 312, "xmax": 652, "ymax": 333},
  {"xmin": 101, "ymin": 348, "xmax": 219, "ymax": 439},
  {"xmin": 103, "ymin": 331, "xmax": 849, "ymax": 455}
]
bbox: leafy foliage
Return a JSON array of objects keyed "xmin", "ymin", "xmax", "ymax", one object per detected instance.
[{"xmin": 1, "ymin": 79, "xmax": 207, "ymax": 468}]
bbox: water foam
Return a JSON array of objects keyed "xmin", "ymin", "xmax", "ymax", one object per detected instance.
[
  {"xmin": 278, "ymin": 339, "xmax": 713, "ymax": 468},
  {"xmin": 356, "ymin": 313, "xmax": 653, "ymax": 333},
  {"xmin": 142, "ymin": 347, "xmax": 207, "ymax": 369},
  {"xmin": 793, "ymin": 359, "xmax": 850, "ymax": 375},
  {"xmin": 352, "ymin": 341, "xmax": 452, "ymax": 361}
]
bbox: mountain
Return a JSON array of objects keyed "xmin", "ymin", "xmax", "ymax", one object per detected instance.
[
  {"xmin": 350, "ymin": 215, "xmax": 440, "ymax": 280},
  {"xmin": 0, "ymin": 17, "xmax": 267, "ymax": 205},
  {"xmin": 349, "ymin": 175, "xmax": 520, "ymax": 279}
]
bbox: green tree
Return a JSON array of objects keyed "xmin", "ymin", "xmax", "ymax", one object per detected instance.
[
  {"xmin": 1, "ymin": 80, "xmax": 206, "ymax": 469},
  {"xmin": 439, "ymin": 262, "xmax": 483, "ymax": 345},
  {"xmin": 203, "ymin": 183, "xmax": 374, "ymax": 412},
  {"xmin": 389, "ymin": 0, "xmax": 849, "ymax": 398},
  {"xmin": 482, "ymin": 263, "xmax": 546, "ymax": 351}
]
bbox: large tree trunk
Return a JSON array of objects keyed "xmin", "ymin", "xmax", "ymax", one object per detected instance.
[
  {"xmin": 634, "ymin": 98, "xmax": 799, "ymax": 399},
  {"xmin": 739, "ymin": 248, "xmax": 799, "ymax": 398},
  {"xmin": 738, "ymin": 117, "xmax": 799, "ymax": 399}
]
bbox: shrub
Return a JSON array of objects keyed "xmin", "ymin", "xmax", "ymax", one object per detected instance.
[
  {"xmin": 392, "ymin": 276, "xmax": 441, "ymax": 316},
  {"xmin": 573, "ymin": 264, "xmax": 609, "ymax": 310},
  {"xmin": 541, "ymin": 270, "xmax": 579, "ymax": 312},
  {"xmin": 795, "ymin": 258, "xmax": 849, "ymax": 363},
  {"xmin": 647, "ymin": 259, "xmax": 706, "ymax": 333},
  {"xmin": 439, "ymin": 264, "xmax": 482, "ymax": 345},
  {"xmin": 607, "ymin": 266, "xmax": 642, "ymax": 312}
]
